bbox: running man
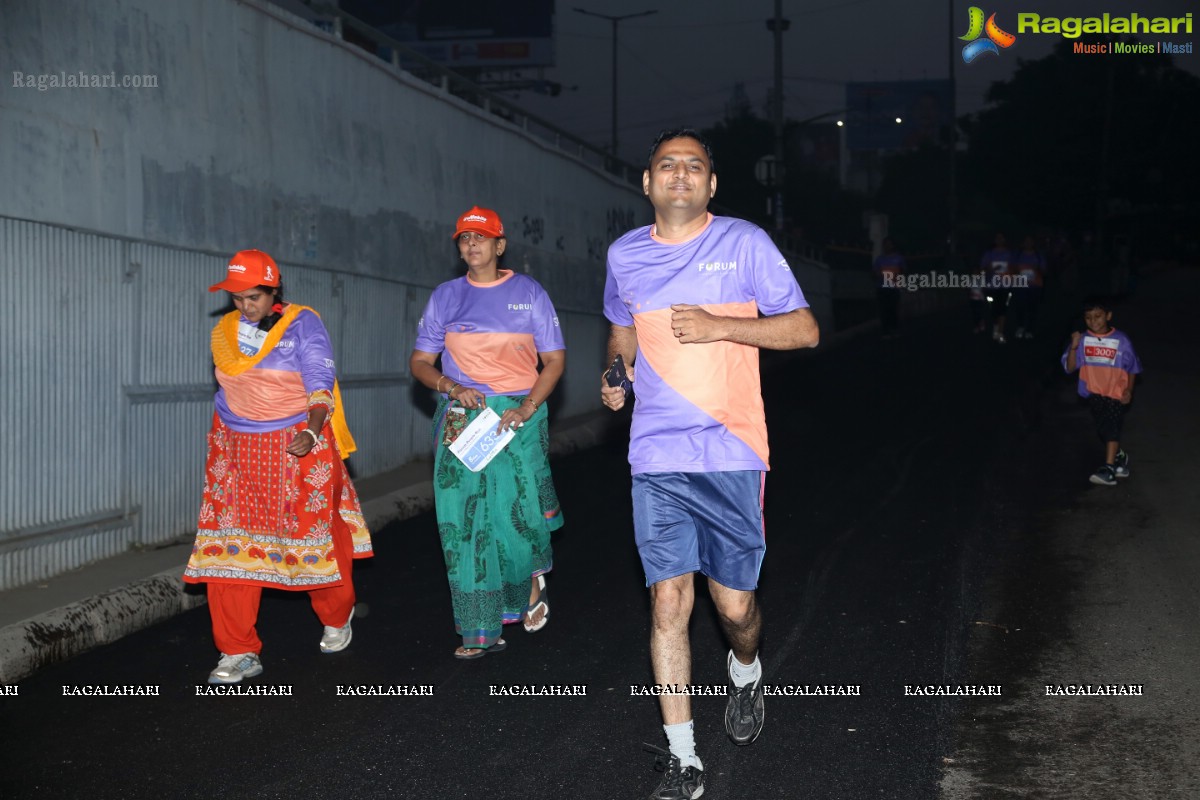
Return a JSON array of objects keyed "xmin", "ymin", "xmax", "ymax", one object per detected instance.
[{"xmin": 601, "ymin": 129, "xmax": 819, "ymax": 799}]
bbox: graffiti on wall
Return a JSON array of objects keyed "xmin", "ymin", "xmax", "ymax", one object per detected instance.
[
  {"xmin": 521, "ymin": 215, "xmax": 544, "ymax": 245},
  {"xmin": 606, "ymin": 207, "xmax": 636, "ymax": 241}
]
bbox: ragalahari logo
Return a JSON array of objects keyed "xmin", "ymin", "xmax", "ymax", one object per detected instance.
[{"xmin": 959, "ymin": 7, "xmax": 1016, "ymax": 63}]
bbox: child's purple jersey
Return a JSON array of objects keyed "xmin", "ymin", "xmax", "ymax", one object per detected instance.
[
  {"xmin": 1061, "ymin": 327, "xmax": 1142, "ymax": 400},
  {"xmin": 415, "ymin": 270, "xmax": 565, "ymax": 396},
  {"xmin": 603, "ymin": 215, "xmax": 808, "ymax": 475}
]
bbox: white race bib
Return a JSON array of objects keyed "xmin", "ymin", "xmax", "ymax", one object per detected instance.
[
  {"xmin": 449, "ymin": 407, "xmax": 516, "ymax": 472},
  {"xmin": 237, "ymin": 321, "xmax": 268, "ymax": 355},
  {"xmin": 1083, "ymin": 335, "xmax": 1119, "ymax": 366}
]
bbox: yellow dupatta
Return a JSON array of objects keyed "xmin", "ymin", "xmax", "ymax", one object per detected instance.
[{"xmin": 212, "ymin": 304, "xmax": 357, "ymax": 457}]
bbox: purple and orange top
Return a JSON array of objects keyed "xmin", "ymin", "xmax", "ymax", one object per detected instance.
[
  {"xmin": 1062, "ymin": 327, "xmax": 1142, "ymax": 400},
  {"xmin": 214, "ymin": 309, "xmax": 336, "ymax": 432},
  {"xmin": 415, "ymin": 270, "xmax": 565, "ymax": 396},
  {"xmin": 604, "ymin": 215, "xmax": 808, "ymax": 475}
]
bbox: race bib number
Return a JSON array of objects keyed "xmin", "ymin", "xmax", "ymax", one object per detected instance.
[
  {"xmin": 237, "ymin": 321, "xmax": 268, "ymax": 355},
  {"xmin": 448, "ymin": 407, "xmax": 515, "ymax": 472},
  {"xmin": 1083, "ymin": 336, "xmax": 1118, "ymax": 365}
]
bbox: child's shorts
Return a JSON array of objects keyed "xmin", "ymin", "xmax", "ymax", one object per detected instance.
[{"xmin": 1088, "ymin": 394, "xmax": 1127, "ymax": 443}]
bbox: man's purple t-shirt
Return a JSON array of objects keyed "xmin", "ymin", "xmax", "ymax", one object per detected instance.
[{"xmin": 603, "ymin": 215, "xmax": 808, "ymax": 474}]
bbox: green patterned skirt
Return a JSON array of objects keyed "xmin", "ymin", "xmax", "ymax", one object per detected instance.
[{"xmin": 433, "ymin": 394, "xmax": 563, "ymax": 649}]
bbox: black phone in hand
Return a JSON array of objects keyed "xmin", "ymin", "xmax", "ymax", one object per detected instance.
[{"xmin": 606, "ymin": 354, "xmax": 632, "ymax": 395}]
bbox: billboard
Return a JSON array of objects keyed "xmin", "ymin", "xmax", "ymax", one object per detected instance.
[
  {"xmin": 844, "ymin": 80, "xmax": 953, "ymax": 151},
  {"xmin": 341, "ymin": 0, "xmax": 556, "ymax": 69}
]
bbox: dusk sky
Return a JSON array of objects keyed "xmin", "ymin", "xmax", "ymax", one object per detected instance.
[{"xmin": 511, "ymin": 0, "xmax": 1198, "ymax": 164}]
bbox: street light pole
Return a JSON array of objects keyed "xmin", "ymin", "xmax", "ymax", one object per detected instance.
[
  {"xmin": 766, "ymin": 1, "xmax": 790, "ymax": 234},
  {"xmin": 947, "ymin": 0, "xmax": 958, "ymax": 264},
  {"xmin": 574, "ymin": 7, "xmax": 658, "ymax": 160}
]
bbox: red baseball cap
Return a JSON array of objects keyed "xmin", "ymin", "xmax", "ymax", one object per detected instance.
[
  {"xmin": 452, "ymin": 206, "xmax": 504, "ymax": 239},
  {"xmin": 209, "ymin": 249, "xmax": 282, "ymax": 292}
]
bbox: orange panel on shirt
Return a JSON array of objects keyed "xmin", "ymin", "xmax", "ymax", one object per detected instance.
[
  {"xmin": 217, "ymin": 368, "xmax": 308, "ymax": 421},
  {"xmin": 445, "ymin": 331, "xmax": 539, "ymax": 393},
  {"xmin": 634, "ymin": 301, "xmax": 769, "ymax": 466},
  {"xmin": 1080, "ymin": 365, "xmax": 1130, "ymax": 401}
]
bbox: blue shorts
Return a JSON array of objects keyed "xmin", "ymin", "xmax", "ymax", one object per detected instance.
[{"xmin": 632, "ymin": 471, "xmax": 766, "ymax": 591}]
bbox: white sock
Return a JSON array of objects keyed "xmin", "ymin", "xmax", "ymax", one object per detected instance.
[
  {"xmin": 728, "ymin": 650, "xmax": 762, "ymax": 688},
  {"xmin": 663, "ymin": 720, "xmax": 702, "ymax": 770}
]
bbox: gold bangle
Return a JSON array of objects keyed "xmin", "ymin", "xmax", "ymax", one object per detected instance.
[
  {"xmin": 523, "ymin": 398, "xmax": 538, "ymax": 411},
  {"xmin": 436, "ymin": 376, "xmax": 447, "ymax": 393}
]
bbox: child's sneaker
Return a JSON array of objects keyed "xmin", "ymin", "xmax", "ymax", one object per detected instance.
[
  {"xmin": 1089, "ymin": 465, "xmax": 1117, "ymax": 486},
  {"xmin": 1114, "ymin": 450, "xmax": 1130, "ymax": 478}
]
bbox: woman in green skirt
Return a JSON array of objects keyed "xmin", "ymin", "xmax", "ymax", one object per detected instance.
[{"xmin": 409, "ymin": 205, "xmax": 566, "ymax": 659}]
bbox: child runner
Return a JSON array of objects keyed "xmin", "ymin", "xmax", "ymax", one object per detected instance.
[{"xmin": 1062, "ymin": 299, "xmax": 1142, "ymax": 486}]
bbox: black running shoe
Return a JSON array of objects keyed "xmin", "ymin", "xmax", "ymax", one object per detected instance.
[
  {"xmin": 644, "ymin": 744, "xmax": 704, "ymax": 799},
  {"xmin": 1114, "ymin": 450, "xmax": 1130, "ymax": 478},
  {"xmin": 725, "ymin": 653, "xmax": 765, "ymax": 745}
]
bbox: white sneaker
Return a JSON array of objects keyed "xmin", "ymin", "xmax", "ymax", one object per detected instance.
[
  {"xmin": 208, "ymin": 652, "xmax": 263, "ymax": 684},
  {"xmin": 320, "ymin": 608, "xmax": 354, "ymax": 653}
]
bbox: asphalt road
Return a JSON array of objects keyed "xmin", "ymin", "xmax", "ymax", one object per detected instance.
[
  {"xmin": 943, "ymin": 269, "xmax": 1200, "ymax": 799},
  {"xmin": 0, "ymin": 292, "xmax": 1105, "ymax": 800}
]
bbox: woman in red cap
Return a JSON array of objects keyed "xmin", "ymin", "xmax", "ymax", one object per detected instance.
[
  {"xmin": 184, "ymin": 249, "xmax": 372, "ymax": 683},
  {"xmin": 410, "ymin": 207, "xmax": 566, "ymax": 658}
]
